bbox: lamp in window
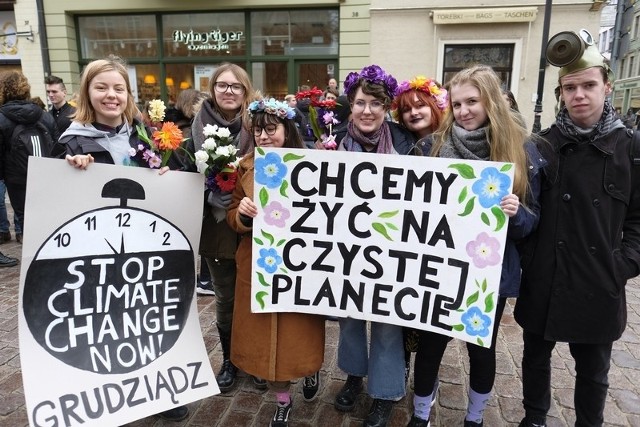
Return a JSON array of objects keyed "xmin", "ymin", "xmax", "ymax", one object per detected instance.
[
  {"xmin": 165, "ymin": 77, "xmax": 174, "ymax": 86},
  {"xmin": 179, "ymin": 81, "xmax": 191, "ymax": 89},
  {"xmin": 143, "ymin": 75, "xmax": 157, "ymax": 84}
]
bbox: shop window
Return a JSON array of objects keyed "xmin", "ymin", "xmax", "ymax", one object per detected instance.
[
  {"xmin": 252, "ymin": 62, "xmax": 288, "ymax": 99},
  {"xmin": 442, "ymin": 44, "xmax": 514, "ymax": 88},
  {"xmin": 163, "ymin": 12, "xmax": 245, "ymax": 58},
  {"xmin": 78, "ymin": 15, "xmax": 158, "ymax": 59},
  {"xmin": 251, "ymin": 10, "xmax": 339, "ymax": 57}
]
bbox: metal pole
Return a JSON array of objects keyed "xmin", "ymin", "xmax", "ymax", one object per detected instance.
[{"xmin": 532, "ymin": 0, "xmax": 553, "ymax": 134}]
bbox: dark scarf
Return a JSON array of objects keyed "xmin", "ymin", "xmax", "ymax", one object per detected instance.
[
  {"xmin": 439, "ymin": 123, "xmax": 490, "ymax": 160},
  {"xmin": 341, "ymin": 120, "xmax": 396, "ymax": 154},
  {"xmin": 192, "ymin": 99, "xmax": 253, "ymax": 155},
  {"xmin": 555, "ymin": 100, "xmax": 617, "ymax": 143}
]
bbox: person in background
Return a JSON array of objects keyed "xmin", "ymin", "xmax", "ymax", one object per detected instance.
[
  {"xmin": 285, "ymin": 93, "xmax": 307, "ymax": 139},
  {"xmin": 227, "ymin": 97, "xmax": 325, "ymax": 427},
  {"xmin": 188, "ymin": 63, "xmax": 268, "ymax": 392},
  {"xmin": 408, "ymin": 64, "xmax": 543, "ymax": 427},
  {"xmin": 323, "ymin": 87, "xmax": 339, "ymax": 102},
  {"xmin": 333, "ymin": 64, "xmax": 416, "ymax": 427},
  {"xmin": 165, "ymin": 89, "xmax": 214, "ymax": 294},
  {"xmin": 515, "ymin": 30, "xmax": 640, "ymax": 427},
  {"xmin": 502, "ymin": 89, "xmax": 527, "ymax": 128},
  {"xmin": 328, "ymin": 77, "xmax": 339, "ymax": 93},
  {"xmin": 59, "ymin": 54, "xmax": 189, "ymax": 423},
  {"xmin": 45, "ymin": 75, "xmax": 76, "ymax": 134},
  {"xmin": 0, "ymin": 70, "xmax": 60, "ymax": 245},
  {"xmin": 391, "ymin": 75, "xmax": 448, "ymax": 383}
]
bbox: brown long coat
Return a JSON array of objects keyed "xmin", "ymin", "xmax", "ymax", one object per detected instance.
[{"xmin": 226, "ymin": 153, "xmax": 325, "ymax": 381}]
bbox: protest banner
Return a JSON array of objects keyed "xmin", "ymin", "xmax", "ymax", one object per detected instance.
[
  {"xmin": 250, "ymin": 148, "xmax": 514, "ymax": 348},
  {"xmin": 18, "ymin": 157, "xmax": 218, "ymax": 427}
]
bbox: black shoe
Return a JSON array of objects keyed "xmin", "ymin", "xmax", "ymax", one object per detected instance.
[
  {"xmin": 252, "ymin": 375, "xmax": 268, "ymax": 390},
  {"xmin": 464, "ymin": 420, "xmax": 483, "ymax": 427},
  {"xmin": 0, "ymin": 252, "xmax": 18, "ymax": 268},
  {"xmin": 518, "ymin": 417, "xmax": 546, "ymax": 427},
  {"xmin": 302, "ymin": 371, "xmax": 320, "ymax": 401},
  {"xmin": 196, "ymin": 280, "xmax": 215, "ymax": 296},
  {"xmin": 334, "ymin": 375, "xmax": 363, "ymax": 412},
  {"xmin": 270, "ymin": 400, "xmax": 292, "ymax": 427},
  {"xmin": 217, "ymin": 359, "xmax": 237, "ymax": 392},
  {"xmin": 15, "ymin": 234, "xmax": 22, "ymax": 244},
  {"xmin": 364, "ymin": 398, "xmax": 393, "ymax": 427},
  {"xmin": 407, "ymin": 415, "xmax": 430, "ymax": 427},
  {"xmin": 0, "ymin": 231, "xmax": 10, "ymax": 243},
  {"xmin": 158, "ymin": 405, "xmax": 189, "ymax": 421}
]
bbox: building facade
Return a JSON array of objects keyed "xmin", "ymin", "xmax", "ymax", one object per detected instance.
[{"xmin": 4, "ymin": 0, "xmax": 606, "ymax": 129}]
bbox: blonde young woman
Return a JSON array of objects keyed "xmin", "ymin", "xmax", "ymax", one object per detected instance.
[{"xmin": 408, "ymin": 65, "xmax": 544, "ymax": 427}]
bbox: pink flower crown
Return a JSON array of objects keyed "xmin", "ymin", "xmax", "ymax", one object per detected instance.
[{"xmin": 395, "ymin": 76, "xmax": 449, "ymax": 112}]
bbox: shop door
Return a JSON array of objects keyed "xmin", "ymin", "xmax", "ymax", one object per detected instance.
[{"xmin": 296, "ymin": 61, "xmax": 337, "ymax": 91}]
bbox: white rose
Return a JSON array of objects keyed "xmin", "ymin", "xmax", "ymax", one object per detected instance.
[
  {"xmin": 227, "ymin": 146, "xmax": 238, "ymax": 156},
  {"xmin": 216, "ymin": 145, "xmax": 231, "ymax": 157},
  {"xmin": 202, "ymin": 137, "xmax": 217, "ymax": 150},
  {"xmin": 195, "ymin": 150, "xmax": 209, "ymax": 163},
  {"xmin": 216, "ymin": 127, "xmax": 231, "ymax": 139},
  {"xmin": 196, "ymin": 161, "xmax": 209, "ymax": 174},
  {"xmin": 203, "ymin": 124, "xmax": 219, "ymax": 137}
]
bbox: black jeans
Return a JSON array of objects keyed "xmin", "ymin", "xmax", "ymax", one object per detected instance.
[
  {"xmin": 413, "ymin": 297, "xmax": 507, "ymax": 396},
  {"xmin": 521, "ymin": 331, "xmax": 612, "ymax": 426}
]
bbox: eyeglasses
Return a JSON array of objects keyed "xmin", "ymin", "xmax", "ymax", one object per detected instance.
[
  {"xmin": 214, "ymin": 81, "xmax": 245, "ymax": 94},
  {"xmin": 252, "ymin": 124, "xmax": 280, "ymax": 136},
  {"xmin": 351, "ymin": 99, "xmax": 386, "ymax": 113}
]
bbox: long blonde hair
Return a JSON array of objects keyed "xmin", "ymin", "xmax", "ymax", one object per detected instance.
[
  {"xmin": 73, "ymin": 55, "xmax": 137, "ymax": 125},
  {"xmin": 431, "ymin": 65, "xmax": 529, "ymax": 202}
]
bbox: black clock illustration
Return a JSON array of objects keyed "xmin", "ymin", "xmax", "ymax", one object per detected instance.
[{"xmin": 22, "ymin": 179, "xmax": 195, "ymax": 374}]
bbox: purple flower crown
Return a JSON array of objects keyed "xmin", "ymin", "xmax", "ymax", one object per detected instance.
[{"xmin": 343, "ymin": 65, "xmax": 399, "ymax": 99}]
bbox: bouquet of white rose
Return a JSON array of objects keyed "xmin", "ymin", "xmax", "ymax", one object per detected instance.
[{"xmin": 194, "ymin": 124, "xmax": 240, "ymax": 193}]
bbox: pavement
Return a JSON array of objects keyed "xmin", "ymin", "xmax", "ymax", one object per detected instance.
[{"xmin": 1, "ymin": 214, "xmax": 640, "ymax": 426}]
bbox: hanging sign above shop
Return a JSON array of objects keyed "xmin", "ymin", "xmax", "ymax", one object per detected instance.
[
  {"xmin": 173, "ymin": 29, "xmax": 244, "ymax": 52},
  {"xmin": 432, "ymin": 7, "xmax": 538, "ymax": 24}
]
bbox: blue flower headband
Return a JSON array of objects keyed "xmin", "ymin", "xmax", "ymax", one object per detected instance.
[
  {"xmin": 343, "ymin": 64, "xmax": 399, "ymax": 99},
  {"xmin": 248, "ymin": 98, "xmax": 296, "ymax": 120}
]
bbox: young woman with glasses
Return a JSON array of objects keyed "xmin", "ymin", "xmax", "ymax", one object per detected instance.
[
  {"xmin": 332, "ymin": 65, "xmax": 416, "ymax": 427},
  {"xmin": 187, "ymin": 63, "xmax": 267, "ymax": 393},
  {"xmin": 227, "ymin": 98, "xmax": 325, "ymax": 427}
]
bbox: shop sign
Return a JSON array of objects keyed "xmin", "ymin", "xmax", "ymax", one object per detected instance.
[
  {"xmin": 173, "ymin": 29, "xmax": 244, "ymax": 52},
  {"xmin": 433, "ymin": 7, "xmax": 537, "ymax": 24}
]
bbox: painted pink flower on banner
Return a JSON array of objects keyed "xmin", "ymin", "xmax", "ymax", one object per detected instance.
[
  {"xmin": 466, "ymin": 232, "xmax": 501, "ymax": 268},
  {"xmin": 264, "ymin": 201, "xmax": 291, "ymax": 228}
]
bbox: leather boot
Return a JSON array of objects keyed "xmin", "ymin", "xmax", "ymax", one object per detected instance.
[
  {"xmin": 364, "ymin": 398, "xmax": 394, "ymax": 427},
  {"xmin": 217, "ymin": 326, "xmax": 237, "ymax": 392}
]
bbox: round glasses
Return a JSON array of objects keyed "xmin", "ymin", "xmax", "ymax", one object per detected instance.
[
  {"xmin": 351, "ymin": 99, "xmax": 386, "ymax": 113},
  {"xmin": 252, "ymin": 124, "xmax": 280, "ymax": 136},
  {"xmin": 214, "ymin": 81, "xmax": 245, "ymax": 95}
]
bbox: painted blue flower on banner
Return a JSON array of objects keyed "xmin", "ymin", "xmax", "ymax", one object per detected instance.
[
  {"xmin": 461, "ymin": 306, "xmax": 492, "ymax": 337},
  {"xmin": 471, "ymin": 167, "xmax": 511, "ymax": 208},
  {"xmin": 449, "ymin": 162, "xmax": 512, "ymax": 231},
  {"xmin": 257, "ymin": 247, "xmax": 283, "ymax": 274},
  {"xmin": 255, "ymin": 151, "xmax": 287, "ymax": 189}
]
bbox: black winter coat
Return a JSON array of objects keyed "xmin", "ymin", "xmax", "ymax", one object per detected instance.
[
  {"xmin": 0, "ymin": 100, "xmax": 61, "ymax": 182},
  {"xmin": 515, "ymin": 124, "xmax": 640, "ymax": 343}
]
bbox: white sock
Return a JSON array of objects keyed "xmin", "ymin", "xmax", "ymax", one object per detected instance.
[
  {"xmin": 465, "ymin": 388, "xmax": 490, "ymax": 423},
  {"xmin": 413, "ymin": 393, "xmax": 432, "ymax": 420}
]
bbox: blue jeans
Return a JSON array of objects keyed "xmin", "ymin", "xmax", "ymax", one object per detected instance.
[
  {"xmin": 337, "ymin": 318, "xmax": 406, "ymax": 400},
  {"xmin": 0, "ymin": 180, "xmax": 9, "ymax": 233}
]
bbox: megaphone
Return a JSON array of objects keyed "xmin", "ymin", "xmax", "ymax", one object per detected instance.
[{"xmin": 546, "ymin": 29, "xmax": 610, "ymax": 79}]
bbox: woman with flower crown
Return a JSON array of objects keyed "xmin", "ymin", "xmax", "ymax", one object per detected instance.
[
  {"xmin": 227, "ymin": 98, "xmax": 325, "ymax": 427},
  {"xmin": 186, "ymin": 63, "xmax": 268, "ymax": 393},
  {"xmin": 391, "ymin": 75, "xmax": 449, "ymax": 386},
  {"xmin": 405, "ymin": 65, "xmax": 544, "ymax": 427},
  {"xmin": 332, "ymin": 64, "xmax": 416, "ymax": 427}
]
